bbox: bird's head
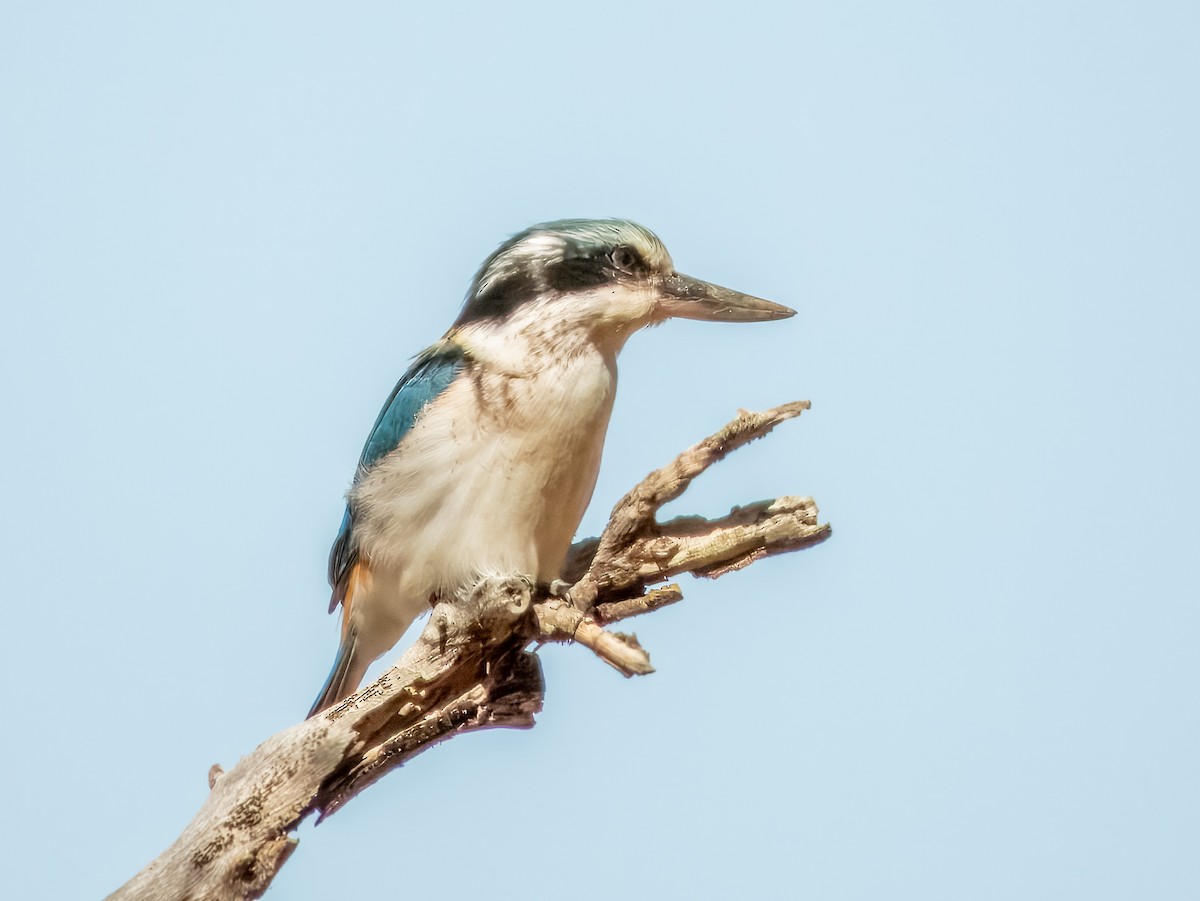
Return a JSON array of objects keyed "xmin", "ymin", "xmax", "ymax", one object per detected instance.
[{"xmin": 452, "ymin": 219, "xmax": 794, "ymax": 348}]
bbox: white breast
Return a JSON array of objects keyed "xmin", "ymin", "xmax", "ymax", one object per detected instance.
[{"xmin": 350, "ymin": 339, "xmax": 617, "ymax": 610}]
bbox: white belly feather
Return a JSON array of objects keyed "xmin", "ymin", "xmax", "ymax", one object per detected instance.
[{"xmin": 346, "ymin": 343, "xmax": 617, "ymax": 651}]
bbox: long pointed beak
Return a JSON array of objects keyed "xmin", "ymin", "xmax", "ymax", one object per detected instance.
[{"xmin": 657, "ymin": 272, "xmax": 796, "ymax": 322}]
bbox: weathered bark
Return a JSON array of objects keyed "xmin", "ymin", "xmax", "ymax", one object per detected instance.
[{"xmin": 106, "ymin": 402, "xmax": 831, "ymax": 901}]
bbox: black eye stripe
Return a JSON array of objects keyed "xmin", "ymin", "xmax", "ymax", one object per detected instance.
[
  {"xmin": 455, "ymin": 238, "xmax": 654, "ymax": 327},
  {"xmin": 456, "ymin": 270, "xmax": 541, "ymax": 325},
  {"xmin": 545, "ymin": 256, "xmax": 610, "ymax": 291}
]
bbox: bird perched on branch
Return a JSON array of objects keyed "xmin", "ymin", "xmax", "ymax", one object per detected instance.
[{"xmin": 308, "ymin": 219, "xmax": 794, "ymax": 716}]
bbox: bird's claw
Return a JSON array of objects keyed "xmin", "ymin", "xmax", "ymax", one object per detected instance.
[{"xmin": 547, "ymin": 579, "xmax": 573, "ymax": 601}]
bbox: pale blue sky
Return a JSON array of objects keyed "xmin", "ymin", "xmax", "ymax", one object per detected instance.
[{"xmin": 2, "ymin": 3, "xmax": 1198, "ymax": 899}]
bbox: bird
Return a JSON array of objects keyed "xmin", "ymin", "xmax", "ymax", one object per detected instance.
[{"xmin": 308, "ymin": 218, "xmax": 794, "ymax": 716}]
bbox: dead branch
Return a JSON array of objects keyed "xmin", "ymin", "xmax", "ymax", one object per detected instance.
[{"xmin": 106, "ymin": 402, "xmax": 831, "ymax": 901}]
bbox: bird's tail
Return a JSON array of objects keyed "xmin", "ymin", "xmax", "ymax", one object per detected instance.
[{"xmin": 307, "ymin": 629, "xmax": 366, "ymax": 718}]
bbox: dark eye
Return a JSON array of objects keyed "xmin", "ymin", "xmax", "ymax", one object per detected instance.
[{"xmin": 609, "ymin": 245, "xmax": 639, "ymax": 272}]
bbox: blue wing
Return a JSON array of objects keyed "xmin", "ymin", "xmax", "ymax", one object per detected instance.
[{"xmin": 327, "ymin": 343, "xmax": 467, "ymax": 610}]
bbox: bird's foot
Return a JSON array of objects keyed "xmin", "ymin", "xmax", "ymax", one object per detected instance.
[{"xmin": 547, "ymin": 579, "xmax": 573, "ymax": 601}]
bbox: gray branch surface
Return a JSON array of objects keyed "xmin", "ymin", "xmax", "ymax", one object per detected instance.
[{"xmin": 106, "ymin": 402, "xmax": 831, "ymax": 901}]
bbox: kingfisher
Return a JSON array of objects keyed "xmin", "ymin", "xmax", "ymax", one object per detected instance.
[{"xmin": 308, "ymin": 218, "xmax": 794, "ymax": 716}]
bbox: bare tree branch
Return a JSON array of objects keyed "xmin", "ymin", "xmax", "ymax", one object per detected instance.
[{"xmin": 106, "ymin": 402, "xmax": 831, "ymax": 901}]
